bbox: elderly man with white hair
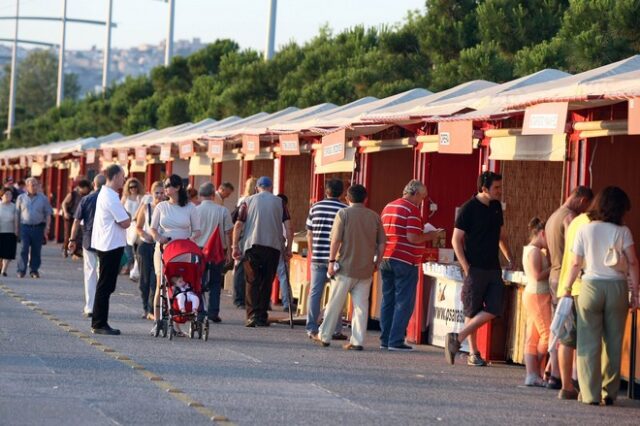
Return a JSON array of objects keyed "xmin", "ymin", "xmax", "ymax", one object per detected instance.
[
  {"xmin": 15, "ymin": 177, "xmax": 53, "ymax": 278},
  {"xmin": 379, "ymin": 179, "xmax": 444, "ymax": 351}
]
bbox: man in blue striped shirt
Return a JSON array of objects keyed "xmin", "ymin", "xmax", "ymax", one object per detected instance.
[{"xmin": 305, "ymin": 178, "xmax": 348, "ymax": 338}]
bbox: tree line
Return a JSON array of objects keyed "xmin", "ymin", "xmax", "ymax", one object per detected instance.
[{"xmin": 1, "ymin": 0, "xmax": 639, "ymax": 149}]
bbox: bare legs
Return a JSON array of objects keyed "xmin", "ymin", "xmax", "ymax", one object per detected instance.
[{"xmin": 457, "ymin": 311, "xmax": 496, "ymax": 351}]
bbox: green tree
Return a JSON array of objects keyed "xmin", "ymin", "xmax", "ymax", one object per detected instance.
[
  {"xmin": 157, "ymin": 94, "xmax": 189, "ymax": 128},
  {"xmin": 0, "ymin": 49, "xmax": 79, "ymax": 139}
]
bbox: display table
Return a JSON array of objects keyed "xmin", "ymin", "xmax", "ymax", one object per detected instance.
[{"xmin": 422, "ymin": 262, "xmax": 527, "ymax": 362}]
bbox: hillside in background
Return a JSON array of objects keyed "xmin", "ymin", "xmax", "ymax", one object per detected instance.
[{"xmin": 2, "ymin": 0, "xmax": 639, "ymax": 148}]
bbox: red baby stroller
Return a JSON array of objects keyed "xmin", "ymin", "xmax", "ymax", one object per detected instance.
[{"xmin": 154, "ymin": 239, "xmax": 209, "ymax": 341}]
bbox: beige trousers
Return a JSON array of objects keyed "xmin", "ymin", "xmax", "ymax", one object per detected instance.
[
  {"xmin": 576, "ymin": 278, "xmax": 628, "ymax": 403},
  {"xmin": 319, "ymin": 275, "xmax": 372, "ymax": 346}
]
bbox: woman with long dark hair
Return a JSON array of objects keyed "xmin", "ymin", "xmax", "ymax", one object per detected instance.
[
  {"xmin": 135, "ymin": 180, "xmax": 164, "ymax": 320},
  {"xmin": 149, "ymin": 175, "xmax": 201, "ymax": 334},
  {"xmin": 562, "ymin": 186, "xmax": 639, "ymax": 405}
]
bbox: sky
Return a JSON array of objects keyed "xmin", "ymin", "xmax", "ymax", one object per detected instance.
[{"xmin": 0, "ymin": 0, "xmax": 427, "ymax": 52}]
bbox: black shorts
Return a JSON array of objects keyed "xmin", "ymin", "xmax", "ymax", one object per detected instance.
[{"xmin": 461, "ymin": 267, "xmax": 504, "ymax": 318}]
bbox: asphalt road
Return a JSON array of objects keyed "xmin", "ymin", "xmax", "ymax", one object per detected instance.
[{"xmin": 1, "ymin": 245, "xmax": 639, "ymax": 425}]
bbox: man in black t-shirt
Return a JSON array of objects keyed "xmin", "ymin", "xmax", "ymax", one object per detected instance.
[{"xmin": 445, "ymin": 171, "xmax": 514, "ymax": 367}]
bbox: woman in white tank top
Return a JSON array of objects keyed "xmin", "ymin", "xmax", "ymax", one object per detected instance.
[{"xmin": 521, "ymin": 217, "xmax": 552, "ymax": 387}]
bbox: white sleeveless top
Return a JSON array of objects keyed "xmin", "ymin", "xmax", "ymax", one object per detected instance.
[{"xmin": 522, "ymin": 245, "xmax": 551, "ymax": 294}]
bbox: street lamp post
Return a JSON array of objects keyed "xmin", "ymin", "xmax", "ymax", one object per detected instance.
[
  {"xmin": 164, "ymin": 0, "xmax": 175, "ymax": 66},
  {"xmin": 56, "ymin": 0, "xmax": 68, "ymax": 107},
  {"xmin": 6, "ymin": 0, "xmax": 20, "ymax": 139},
  {"xmin": 102, "ymin": 0, "xmax": 113, "ymax": 93},
  {"xmin": 264, "ymin": 0, "xmax": 277, "ymax": 61}
]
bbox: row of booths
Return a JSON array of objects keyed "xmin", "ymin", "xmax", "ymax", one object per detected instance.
[{"xmin": 2, "ymin": 55, "xmax": 639, "ymax": 395}]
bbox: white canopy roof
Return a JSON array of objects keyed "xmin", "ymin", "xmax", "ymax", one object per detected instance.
[
  {"xmin": 363, "ymin": 81, "xmax": 497, "ymax": 123},
  {"xmin": 100, "ymin": 128, "xmax": 157, "ymax": 150},
  {"xmin": 203, "ymin": 111, "xmax": 275, "ymax": 139},
  {"xmin": 505, "ymin": 55, "xmax": 640, "ymax": 109},
  {"xmin": 230, "ymin": 103, "xmax": 337, "ymax": 137},
  {"xmin": 151, "ymin": 118, "xmax": 217, "ymax": 145}
]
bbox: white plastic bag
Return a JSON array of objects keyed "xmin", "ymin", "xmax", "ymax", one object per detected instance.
[
  {"xmin": 129, "ymin": 258, "xmax": 140, "ymax": 281},
  {"xmin": 548, "ymin": 296, "xmax": 574, "ymax": 352}
]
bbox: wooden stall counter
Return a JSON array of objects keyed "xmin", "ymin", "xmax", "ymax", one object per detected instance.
[{"xmin": 422, "ymin": 262, "xmax": 527, "ymax": 363}]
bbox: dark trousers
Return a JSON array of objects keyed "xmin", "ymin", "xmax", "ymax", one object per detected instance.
[
  {"xmin": 137, "ymin": 242, "xmax": 156, "ymax": 314},
  {"xmin": 245, "ymin": 245, "xmax": 280, "ymax": 323},
  {"xmin": 92, "ymin": 247, "xmax": 124, "ymax": 329},
  {"xmin": 18, "ymin": 223, "xmax": 45, "ymax": 274},
  {"xmin": 233, "ymin": 262, "xmax": 245, "ymax": 306},
  {"xmin": 204, "ymin": 261, "xmax": 224, "ymax": 316}
]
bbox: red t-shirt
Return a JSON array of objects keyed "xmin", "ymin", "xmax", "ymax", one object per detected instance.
[{"xmin": 381, "ymin": 198, "xmax": 424, "ymax": 265}]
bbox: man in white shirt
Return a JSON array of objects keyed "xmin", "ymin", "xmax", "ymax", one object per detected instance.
[
  {"xmin": 90, "ymin": 165, "xmax": 131, "ymax": 335},
  {"xmin": 214, "ymin": 182, "xmax": 234, "ymax": 207},
  {"xmin": 195, "ymin": 182, "xmax": 233, "ymax": 322}
]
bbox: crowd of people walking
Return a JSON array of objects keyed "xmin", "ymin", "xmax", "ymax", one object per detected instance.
[{"xmin": 5, "ymin": 167, "xmax": 638, "ymax": 407}]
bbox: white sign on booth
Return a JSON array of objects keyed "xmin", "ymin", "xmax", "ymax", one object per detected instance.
[{"xmin": 428, "ymin": 277, "xmax": 469, "ymax": 352}]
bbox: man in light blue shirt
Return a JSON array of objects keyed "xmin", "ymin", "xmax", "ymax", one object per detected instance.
[{"xmin": 15, "ymin": 177, "xmax": 52, "ymax": 278}]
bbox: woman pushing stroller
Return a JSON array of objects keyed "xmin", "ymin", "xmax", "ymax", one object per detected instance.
[{"xmin": 149, "ymin": 174, "xmax": 201, "ymax": 336}]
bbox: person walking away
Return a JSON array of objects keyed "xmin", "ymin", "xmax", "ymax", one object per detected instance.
[
  {"xmin": 15, "ymin": 177, "xmax": 52, "ymax": 279},
  {"xmin": 121, "ymin": 178, "xmax": 142, "ymax": 276},
  {"xmin": 232, "ymin": 177, "xmax": 258, "ymax": 308},
  {"xmin": 61, "ymin": 179, "xmax": 91, "ymax": 258},
  {"xmin": 90, "ymin": 165, "xmax": 131, "ymax": 335},
  {"xmin": 380, "ymin": 179, "xmax": 444, "ymax": 351},
  {"xmin": 0, "ymin": 188, "xmax": 18, "ymax": 276},
  {"xmin": 521, "ymin": 218, "xmax": 552, "ymax": 386},
  {"xmin": 545, "ymin": 186, "xmax": 593, "ymax": 389},
  {"xmin": 68, "ymin": 174, "xmax": 107, "ymax": 318},
  {"xmin": 195, "ymin": 182, "xmax": 233, "ymax": 323},
  {"xmin": 305, "ymin": 178, "xmax": 348, "ymax": 339},
  {"xmin": 561, "ymin": 186, "xmax": 639, "ymax": 405},
  {"xmin": 276, "ymin": 194, "xmax": 295, "ymax": 311},
  {"xmin": 214, "ymin": 182, "xmax": 235, "ymax": 207},
  {"xmin": 135, "ymin": 181, "xmax": 164, "ymax": 320},
  {"xmin": 313, "ymin": 185, "xmax": 386, "ymax": 350},
  {"xmin": 554, "ymin": 212, "xmax": 590, "ymax": 400},
  {"xmin": 446, "ymin": 171, "xmax": 514, "ymax": 366},
  {"xmin": 232, "ymin": 176, "xmax": 292, "ymax": 327},
  {"xmin": 149, "ymin": 174, "xmax": 201, "ymax": 332}
]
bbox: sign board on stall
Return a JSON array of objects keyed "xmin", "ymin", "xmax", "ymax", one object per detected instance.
[
  {"xmin": 489, "ymin": 133, "xmax": 566, "ymax": 162},
  {"xmin": 279, "ymin": 133, "xmax": 300, "ymax": 156},
  {"xmin": 160, "ymin": 144, "xmax": 172, "ymax": 162},
  {"xmin": 437, "ymin": 121, "xmax": 473, "ymax": 154},
  {"xmin": 628, "ymin": 97, "xmax": 640, "ymax": 135},
  {"xmin": 428, "ymin": 277, "xmax": 470, "ymax": 352},
  {"xmin": 178, "ymin": 141, "xmax": 194, "ymax": 159},
  {"xmin": 320, "ymin": 129, "xmax": 346, "ymax": 166},
  {"xmin": 135, "ymin": 147, "xmax": 147, "ymax": 162},
  {"xmin": 207, "ymin": 139, "xmax": 224, "ymax": 160},
  {"xmin": 103, "ymin": 149, "xmax": 113, "ymax": 161},
  {"xmin": 242, "ymin": 135, "xmax": 260, "ymax": 156},
  {"xmin": 86, "ymin": 150, "xmax": 96, "ymax": 164},
  {"xmin": 522, "ymin": 102, "xmax": 568, "ymax": 135},
  {"xmin": 117, "ymin": 149, "xmax": 128, "ymax": 165}
]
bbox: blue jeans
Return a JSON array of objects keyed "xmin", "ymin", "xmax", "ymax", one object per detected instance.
[
  {"xmin": 305, "ymin": 262, "xmax": 341, "ymax": 335},
  {"xmin": 136, "ymin": 242, "xmax": 156, "ymax": 314},
  {"xmin": 205, "ymin": 261, "xmax": 223, "ymax": 316},
  {"xmin": 379, "ymin": 259, "xmax": 419, "ymax": 347},
  {"xmin": 277, "ymin": 255, "xmax": 291, "ymax": 307},
  {"xmin": 18, "ymin": 224, "xmax": 45, "ymax": 274}
]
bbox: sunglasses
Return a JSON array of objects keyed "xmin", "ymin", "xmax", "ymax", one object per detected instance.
[{"xmin": 128, "ymin": 185, "xmax": 138, "ymax": 189}]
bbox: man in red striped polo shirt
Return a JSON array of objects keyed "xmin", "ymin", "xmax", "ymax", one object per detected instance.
[{"xmin": 380, "ymin": 180, "xmax": 444, "ymax": 351}]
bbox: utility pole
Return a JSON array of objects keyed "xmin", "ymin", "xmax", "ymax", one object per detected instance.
[
  {"xmin": 56, "ymin": 0, "xmax": 68, "ymax": 107},
  {"xmin": 164, "ymin": 0, "xmax": 175, "ymax": 66},
  {"xmin": 102, "ymin": 0, "xmax": 113, "ymax": 93},
  {"xmin": 264, "ymin": 0, "xmax": 277, "ymax": 61},
  {"xmin": 6, "ymin": 0, "xmax": 19, "ymax": 139}
]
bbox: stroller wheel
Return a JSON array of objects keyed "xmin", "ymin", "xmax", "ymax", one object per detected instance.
[
  {"xmin": 161, "ymin": 321, "xmax": 167, "ymax": 338},
  {"xmin": 168, "ymin": 325, "xmax": 174, "ymax": 341},
  {"xmin": 153, "ymin": 320, "xmax": 161, "ymax": 338},
  {"xmin": 189, "ymin": 322, "xmax": 195, "ymax": 339}
]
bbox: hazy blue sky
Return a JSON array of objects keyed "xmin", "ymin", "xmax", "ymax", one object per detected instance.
[{"xmin": 0, "ymin": 0, "xmax": 426, "ymax": 51}]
